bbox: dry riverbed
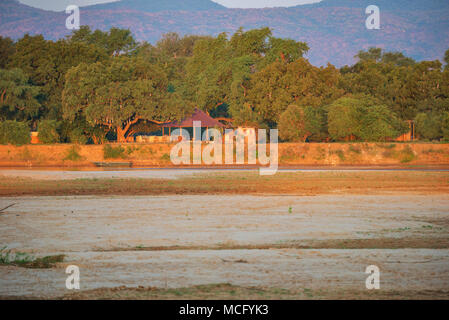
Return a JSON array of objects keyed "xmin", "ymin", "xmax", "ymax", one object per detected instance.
[{"xmin": 1, "ymin": 183, "xmax": 448, "ymax": 299}]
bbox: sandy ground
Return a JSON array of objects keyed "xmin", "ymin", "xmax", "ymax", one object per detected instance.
[
  {"xmin": 0, "ymin": 194, "xmax": 448, "ymax": 299},
  {"xmin": 1, "ymin": 168, "xmax": 448, "ymax": 181},
  {"xmin": 0, "ymin": 169, "xmax": 215, "ymax": 180}
]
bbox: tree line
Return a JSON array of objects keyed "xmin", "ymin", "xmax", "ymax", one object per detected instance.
[{"xmin": 1, "ymin": 26, "xmax": 449, "ymax": 144}]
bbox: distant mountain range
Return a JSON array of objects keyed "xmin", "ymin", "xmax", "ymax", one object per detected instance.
[{"xmin": 1, "ymin": 0, "xmax": 449, "ymax": 67}]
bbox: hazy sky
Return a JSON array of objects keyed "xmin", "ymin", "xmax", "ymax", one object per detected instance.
[{"xmin": 19, "ymin": 0, "xmax": 322, "ymax": 11}]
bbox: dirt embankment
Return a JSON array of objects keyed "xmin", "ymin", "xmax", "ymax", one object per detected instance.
[{"xmin": 0, "ymin": 142, "xmax": 448, "ymax": 167}]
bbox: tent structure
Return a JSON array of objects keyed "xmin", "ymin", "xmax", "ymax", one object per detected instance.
[{"xmin": 161, "ymin": 108, "xmax": 225, "ymax": 140}]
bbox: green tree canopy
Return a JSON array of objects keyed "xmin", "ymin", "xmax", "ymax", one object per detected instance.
[
  {"xmin": 278, "ymin": 105, "xmax": 325, "ymax": 142},
  {"xmin": 62, "ymin": 56, "xmax": 189, "ymax": 142},
  {"xmin": 69, "ymin": 26, "xmax": 137, "ymax": 56},
  {"xmin": 0, "ymin": 36, "xmax": 14, "ymax": 69},
  {"xmin": 0, "ymin": 68, "xmax": 40, "ymax": 122},
  {"xmin": 186, "ymin": 28, "xmax": 309, "ymax": 117},
  {"xmin": 9, "ymin": 34, "xmax": 107, "ymax": 120},
  {"xmin": 414, "ymin": 112, "xmax": 444, "ymax": 141},
  {"xmin": 327, "ymin": 95, "xmax": 407, "ymax": 141},
  {"xmin": 444, "ymin": 49, "xmax": 449, "ymax": 70},
  {"xmin": 243, "ymin": 58, "xmax": 342, "ymax": 126}
]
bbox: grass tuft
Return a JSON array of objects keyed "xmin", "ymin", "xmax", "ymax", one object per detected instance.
[
  {"xmin": 0, "ymin": 246, "xmax": 65, "ymax": 269},
  {"xmin": 64, "ymin": 146, "xmax": 83, "ymax": 161},
  {"xmin": 104, "ymin": 145, "xmax": 126, "ymax": 159}
]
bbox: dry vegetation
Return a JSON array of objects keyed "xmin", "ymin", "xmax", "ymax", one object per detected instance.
[{"xmin": 1, "ymin": 171, "xmax": 449, "ymax": 197}]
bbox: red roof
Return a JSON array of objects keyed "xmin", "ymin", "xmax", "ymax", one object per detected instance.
[{"xmin": 162, "ymin": 108, "xmax": 225, "ymax": 128}]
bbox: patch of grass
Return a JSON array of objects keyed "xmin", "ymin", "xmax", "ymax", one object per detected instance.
[
  {"xmin": 0, "ymin": 246, "xmax": 65, "ymax": 269},
  {"xmin": 303, "ymin": 288, "xmax": 314, "ymax": 298},
  {"xmin": 330, "ymin": 149, "xmax": 345, "ymax": 161},
  {"xmin": 399, "ymin": 146, "xmax": 416, "ymax": 163},
  {"xmin": 382, "ymin": 149, "xmax": 397, "ymax": 158},
  {"xmin": 348, "ymin": 145, "xmax": 361, "ymax": 154},
  {"xmin": 315, "ymin": 147, "xmax": 326, "ymax": 160},
  {"xmin": 104, "ymin": 145, "xmax": 126, "ymax": 159},
  {"xmin": 19, "ymin": 147, "xmax": 34, "ymax": 161},
  {"xmin": 64, "ymin": 146, "xmax": 83, "ymax": 161},
  {"xmin": 160, "ymin": 153, "xmax": 171, "ymax": 161},
  {"xmin": 422, "ymin": 148, "xmax": 444, "ymax": 155},
  {"xmin": 126, "ymin": 146, "xmax": 137, "ymax": 155},
  {"xmin": 382, "ymin": 227, "xmax": 411, "ymax": 233},
  {"xmin": 377, "ymin": 143, "xmax": 397, "ymax": 149},
  {"xmin": 280, "ymin": 148, "xmax": 298, "ymax": 162}
]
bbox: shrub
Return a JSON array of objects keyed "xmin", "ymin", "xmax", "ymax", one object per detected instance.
[
  {"xmin": 414, "ymin": 112, "xmax": 443, "ymax": 141},
  {"xmin": 358, "ymin": 105, "xmax": 408, "ymax": 142},
  {"xmin": 0, "ymin": 120, "xmax": 30, "ymax": 145},
  {"xmin": 38, "ymin": 120, "xmax": 60, "ymax": 144},
  {"xmin": 0, "ymin": 246, "xmax": 65, "ymax": 269},
  {"xmin": 330, "ymin": 149, "xmax": 345, "ymax": 161},
  {"xmin": 327, "ymin": 97, "xmax": 362, "ymax": 141},
  {"xmin": 64, "ymin": 145, "xmax": 83, "ymax": 161},
  {"xmin": 399, "ymin": 146, "xmax": 416, "ymax": 163},
  {"xmin": 104, "ymin": 144, "xmax": 126, "ymax": 159},
  {"xmin": 348, "ymin": 145, "xmax": 361, "ymax": 154},
  {"xmin": 327, "ymin": 95, "xmax": 407, "ymax": 142},
  {"xmin": 160, "ymin": 153, "xmax": 171, "ymax": 161},
  {"xmin": 279, "ymin": 105, "xmax": 325, "ymax": 142},
  {"xmin": 68, "ymin": 127, "xmax": 88, "ymax": 145},
  {"xmin": 441, "ymin": 112, "xmax": 449, "ymax": 141}
]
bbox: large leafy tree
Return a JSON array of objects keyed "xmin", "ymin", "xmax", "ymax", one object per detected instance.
[
  {"xmin": 354, "ymin": 47, "xmax": 415, "ymax": 67},
  {"xmin": 135, "ymin": 33, "xmax": 210, "ymax": 106},
  {"xmin": 278, "ymin": 105, "xmax": 325, "ymax": 142},
  {"xmin": 340, "ymin": 54, "xmax": 446, "ymax": 119},
  {"xmin": 69, "ymin": 26, "xmax": 137, "ymax": 56},
  {"xmin": 243, "ymin": 58, "xmax": 342, "ymax": 126},
  {"xmin": 63, "ymin": 57, "xmax": 188, "ymax": 142},
  {"xmin": 9, "ymin": 34, "xmax": 107, "ymax": 120},
  {"xmin": 444, "ymin": 49, "xmax": 449, "ymax": 70},
  {"xmin": 0, "ymin": 68, "xmax": 40, "ymax": 122},
  {"xmin": 414, "ymin": 112, "xmax": 444, "ymax": 141},
  {"xmin": 327, "ymin": 95, "xmax": 407, "ymax": 141},
  {"xmin": 0, "ymin": 36, "xmax": 14, "ymax": 69},
  {"xmin": 186, "ymin": 28, "xmax": 309, "ymax": 117}
]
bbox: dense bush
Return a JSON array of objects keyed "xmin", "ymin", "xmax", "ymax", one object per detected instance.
[
  {"xmin": 64, "ymin": 145, "xmax": 83, "ymax": 161},
  {"xmin": 414, "ymin": 112, "xmax": 444, "ymax": 141},
  {"xmin": 38, "ymin": 120, "xmax": 60, "ymax": 144},
  {"xmin": 358, "ymin": 105, "xmax": 408, "ymax": 142},
  {"xmin": 68, "ymin": 127, "xmax": 88, "ymax": 145},
  {"xmin": 327, "ymin": 97, "xmax": 362, "ymax": 141},
  {"xmin": 279, "ymin": 105, "xmax": 325, "ymax": 142},
  {"xmin": 442, "ymin": 112, "xmax": 449, "ymax": 141},
  {"xmin": 0, "ymin": 120, "xmax": 30, "ymax": 145},
  {"xmin": 328, "ymin": 96, "xmax": 407, "ymax": 141},
  {"xmin": 279, "ymin": 105, "xmax": 306, "ymax": 142},
  {"xmin": 103, "ymin": 144, "xmax": 126, "ymax": 159}
]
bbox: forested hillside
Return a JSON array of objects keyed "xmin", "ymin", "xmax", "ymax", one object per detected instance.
[{"xmin": 1, "ymin": 0, "xmax": 448, "ymax": 66}]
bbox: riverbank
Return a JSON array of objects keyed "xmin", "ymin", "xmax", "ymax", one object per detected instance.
[{"xmin": 0, "ymin": 143, "xmax": 448, "ymax": 168}]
